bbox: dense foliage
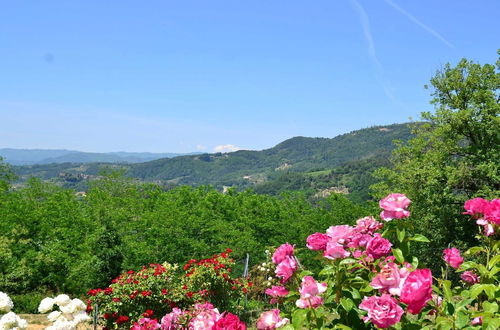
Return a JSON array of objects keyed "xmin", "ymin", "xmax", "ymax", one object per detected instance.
[
  {"xmin": 372, "ymin": 53, "xmax": 500, "ymax": 274},
  {"xmin": 0, "ymin": 171, "xmax": 369, "ymax": 311}
]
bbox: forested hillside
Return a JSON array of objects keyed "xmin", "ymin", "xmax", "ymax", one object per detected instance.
[{"xmin": 12, "ymin": 123, "xmax": 414, "ymax": 200}]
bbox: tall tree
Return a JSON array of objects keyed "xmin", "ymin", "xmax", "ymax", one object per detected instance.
[{"xmin": 372, "ymin": 52, "xmax": 500, "ymax": 272}]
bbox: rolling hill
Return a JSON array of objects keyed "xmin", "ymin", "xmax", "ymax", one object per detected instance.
[{"xmin": 11, "ymin": 123, "xmax": 416, "ymax": 200}]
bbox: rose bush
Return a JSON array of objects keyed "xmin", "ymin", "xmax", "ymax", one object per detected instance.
[
  {"xmin": 88, "ymin": 249, "xmax": 250, "ymax": 329},
  {"xmin": 253, "ymin": 194, "xmax": 499, "ymax": 329}
]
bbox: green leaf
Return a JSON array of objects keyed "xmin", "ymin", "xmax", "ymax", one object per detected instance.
[
  {"xmin": 393, "ymin": 248, "xmax": 404, "ymax": 263},
  {"xmin": 292, "ymin": 309, "xmax": 308, "ymax": 329},
  {"xmin": 482, "ymin": 284, "xmax": 497, "ymax": 300},
  {"xmin": 409, "ymin": 234, "xmax": 430, "ymax": 242},
  {"xmin": 340, "ymin": 297, "xmax": 355, "ymax": 312},
  {"xmin": 442, "ymin": 280, "xmax": 452, "ymax": 301},
  {"xmin": 411, "ymin": 256, "xmax": 419, "ymax": 269},
  {"xmin": 349, "ymin": 287, "xmax": 361, "ymax": 299},
  {"xmin": 470, "ymin": 284, "xmax": 483, "ymax": 299},
  {"xmin": 487, "ymin": 255, "xmax": 500, "ymax": 269},
  {"xmin": 339, "ymin": 258, "xmax": 357, "ymax": 265},
  {"xmin": 483, "ymin": 301, "xmax": 498, "ymax": 313},
  {"xmin": 334, "ymin": 325, "xmax": 352, "ymax": 330},
  {"xmin": 465, "ymin": 246, "xmax": 485, "ymax": 255},
  {"xmin": 397, "ymin": 227, "xmax": 405, "ymax": 242},
  {"xmin": 455, "ymin": 311, "xmax": 468, "ymax": 329}
]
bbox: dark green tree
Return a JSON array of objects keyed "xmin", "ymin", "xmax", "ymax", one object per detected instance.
[{"xmin": 372, "ymin": 52, "xmax": 500, "ymax": 272}]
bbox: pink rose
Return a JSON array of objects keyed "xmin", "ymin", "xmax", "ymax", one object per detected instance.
[
  {"xmin": 347, "ymin": 232, "xmax": 372, "ymax": 249},
  {"xmin": 463, "ymin": 197, "xmax": 489, "ymax": 217},
  {"xmin": 356, "ymin": 216, "xmax": 384, "ymax": 234},
  {"xmin": 460, "ymin": 271, "xmax": 480, "ymax": 285},
  {"xmin": 471, "ymin": 316, "xmax": 482, "ymax": 326},
  {"xmin": 324, "ymin": 241, "xmax": 350, "ymax": 259},
  {"xmin": 366, "ymin": 234, "xmax": 392, "ymax": 259},
  {"xmin": 298, "ymin": 276, "xmax": 327, "ymax": 298},
  {"xmin": 326, "ymin": 225, "xmax": 354, "ymax": 244},
  {"xmin": 443, "ymin": 248, "xmax": 463, "ymax": 269},
  {"xmin": 275, "ymin": 256, "xmax": 298, "ymax": 283},
  {"xmin": 295, "ymin": 295, "xmax": 324, "ymax": 309},
  {"xmin": 370, "ymin": 262, "xmax": 411, "ymax": 296},
  {"xmin": 400, "ymin": 268, "xmax": 433, "ymax": 314},
  {"xmin": 189, "ymin": 310, "xmax": 220, "ymax": 330},
  {"xmin": 485, "ymin": 199, "xmax": 500, "ymax": 225},
  {"xmin": 161, "ymin": 308, "xmax": 184, "ymax": 330},
  {"xmin": 379, "ymin": 193, "xmax": 411, "ymax": 221},
  {"xmin": 265, "ymin": 286, "xmax": 289, "ymax": 304},
  {"xmin": 359, "ymin": 294, "xmax": 404, "ymax": 328},
  {"xmin": 256, "ymin": 309, "xmax": 289, "ymax": 330},
  {"xmin": 306, "ymin": 233, "xmax": 329, "ymax": 251},
  {"xmin": 477, "ymin": 220, "xmax": 495, "ymax": 236},
  {"xmin": 272, "ymin": 243, "xmax": 294, "ymax": 264},
  {"xmin": 295, "ymin": 276, "xmax": 327, "ymax": 309},
  {"xmin": 214, "ymin": 312, "xmax": 246, "ymax": 330}
]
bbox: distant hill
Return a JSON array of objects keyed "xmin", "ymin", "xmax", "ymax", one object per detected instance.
[
  {"xmin": 0, "ymin": 148, "xmax": 198, "ymax": 165},
  {"xmin": 11, "ymin": 123, "xmax": 416, "ymax": 200}
]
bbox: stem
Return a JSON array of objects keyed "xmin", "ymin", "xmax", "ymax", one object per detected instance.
[{"xmin": 335, "ymin": 260, "xmax": 342, "ymax": 304}]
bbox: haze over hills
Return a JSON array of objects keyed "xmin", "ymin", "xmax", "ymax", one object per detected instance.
[
  {"xmin": 0, "ymin": 148, "xmax": 199, "ymax": 165},
  {"xmin": 11, "ymin": 123, "xmax": 416, "ymax": 201}
]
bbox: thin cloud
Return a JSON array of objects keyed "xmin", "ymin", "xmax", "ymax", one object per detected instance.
[
  {"xmin": 213, "ymin": 144, "xmax": 241, "ymax": 153},
  {"xmin": 384, "ymin": 0, "xmax": 454, "ymax": 48},
  {"xmin": 196, "ymin": 144, "xmax": 207, "ymax": 151},
  {"xmin": 350, "ymin": 0, "xmax": 397, "ymax": 103}
]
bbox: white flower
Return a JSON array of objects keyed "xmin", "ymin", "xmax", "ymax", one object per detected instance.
[
  {"xmin": 47, "ymin": 311, "xmax": 62, "ymax": 323},
  {"xmin": 54, "ymin": 294, "xmax": 71, "ymax": 306},
  {"xmin": 0, "ymin": 312, "xmax": 18, "ymax": 327},
  {"xmin": 38, "ymin": 297, "xmax": 55, "ymax": 313},
  {"xmin": 0, "ymin": 311, "xmax": 27, "ymax": 329},
  {"xmin": 71, "ymin": 299, "xmax": 86, "ymax": 312},
  {"xmin": 17, "ymin": 317, "xmax": 28, "ymax": 329},
  {"xmin": 73, "ymin": 311, "xmax": 90, "ymax": 324},
  {"xmin": 0, "ymin": 292, "xmax": 14, "ymax": 313},
  {"xmin": 59, "ymin": 302, "xmax": 75, "ymax": 314},
  {"xmin": 267, "ymin": 276, "xmax": 273, "ymax": 281}
]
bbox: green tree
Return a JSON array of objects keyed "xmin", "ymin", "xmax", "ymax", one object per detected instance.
[{"xmin": 372, "ymin": 53, "xmax": 500, "ymax": 273}]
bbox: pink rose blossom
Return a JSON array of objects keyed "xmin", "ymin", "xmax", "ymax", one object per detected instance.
[
  {"xmin": 379, "ymin": 193, "xmax": 411, "ymax": 221},
  {"xmin": 189, "ymin": 310, "xmax": 220, "ymax": 330},
  {"xmin": 298, "ymin": 276, "xmax": 327, "ymax": 298},
  {"xmin": 463, "ymin": 197, "xmax": 489, "ymax": 217},
  {"xmin": 460, "ymin": 271, "xmax": 480, "ymax": 285},
  {"xmin": 256, "ymin": 309, "xmax": 289, "ymax": 330},
  {"xmin": 366, "ymin": 234, "xmax": 392, "ymax": 259},
  {"xmin": 161, "ymin": 308, "xmax": 184, "ymax": 330},
  {"xmin": 326, "ymin": 225, "xmax": 354, "ymax": 244},
  {"xmin": 132, "ymin": 318, "xmax": 161, "ymax": 330},
  {"xmin": 347, "ymin": 232, "xmax": 372, "ymax": 249},
  {"xmin": 324, "ymin": 241, "xmax": 350, "ymax": 260},
  {"xmin": 295, "ymin": 276, "xmax": 327, "ymax": 309},
  {"xmin": 443, "ymin": 248, "xmax": 463, "ymax": 268},
  {"xmin": 359, "ymin": 294, "xmax": 404, "ymax": 328},
  {"xmin": 272, "ymin": 243, "xmax": 294, "ymax": 264},
  {"xmin": 295, "ymin": 295, "xmax": 324, "ymax": 309},
  {"xmin": 477, "ymin": 219, "xmax": 495, "ymax": 236},
  {"xmin": 356, "ymin": 216, "xmax": 384, "ymax": 234},
  {"xmin": 275, "ymin": 256, "xmax": 298, "ymax": 283},
  {"xmin": 265, "ymin": 286, "xmax": 289, "ymax": 304},
  {"xmin": 471, "ymin": 316, "xmax": 482, "ymax": 326},
  {"xmin": 370, "ymin": 262, "xmax": 411, "ymax": 296},
  {"xmin": 485, "ymin": 199, "xmax": 500, "ymax": 224},
  {"xmin": 306, "ymin": 233, "xmax": 329, "ymax": 251},
  {"xmin": 400, "ymin": 268, "xmax": 433, "ymax": 314},
  {"xmin": 214, "ymin": 312, "xmax": 246, "ymax": 330}
]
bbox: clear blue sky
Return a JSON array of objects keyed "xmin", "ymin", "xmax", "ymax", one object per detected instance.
[{"xmin": 1, "ymin": 0, "xmax": 498, "ymax": 153}]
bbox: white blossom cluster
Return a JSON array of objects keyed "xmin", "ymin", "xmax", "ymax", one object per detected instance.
[
  {"xmin": 38, "ymin": 294, "xmax": 90, "ymax": 330},
  {"xmin": 0, "ymin": 292, "xmax": 28, "ymax": 330}
]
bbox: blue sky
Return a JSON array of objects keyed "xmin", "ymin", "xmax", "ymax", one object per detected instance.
[{"xmin": 0, "ymin": 0, "xmax": 498, "ymax": 153}]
